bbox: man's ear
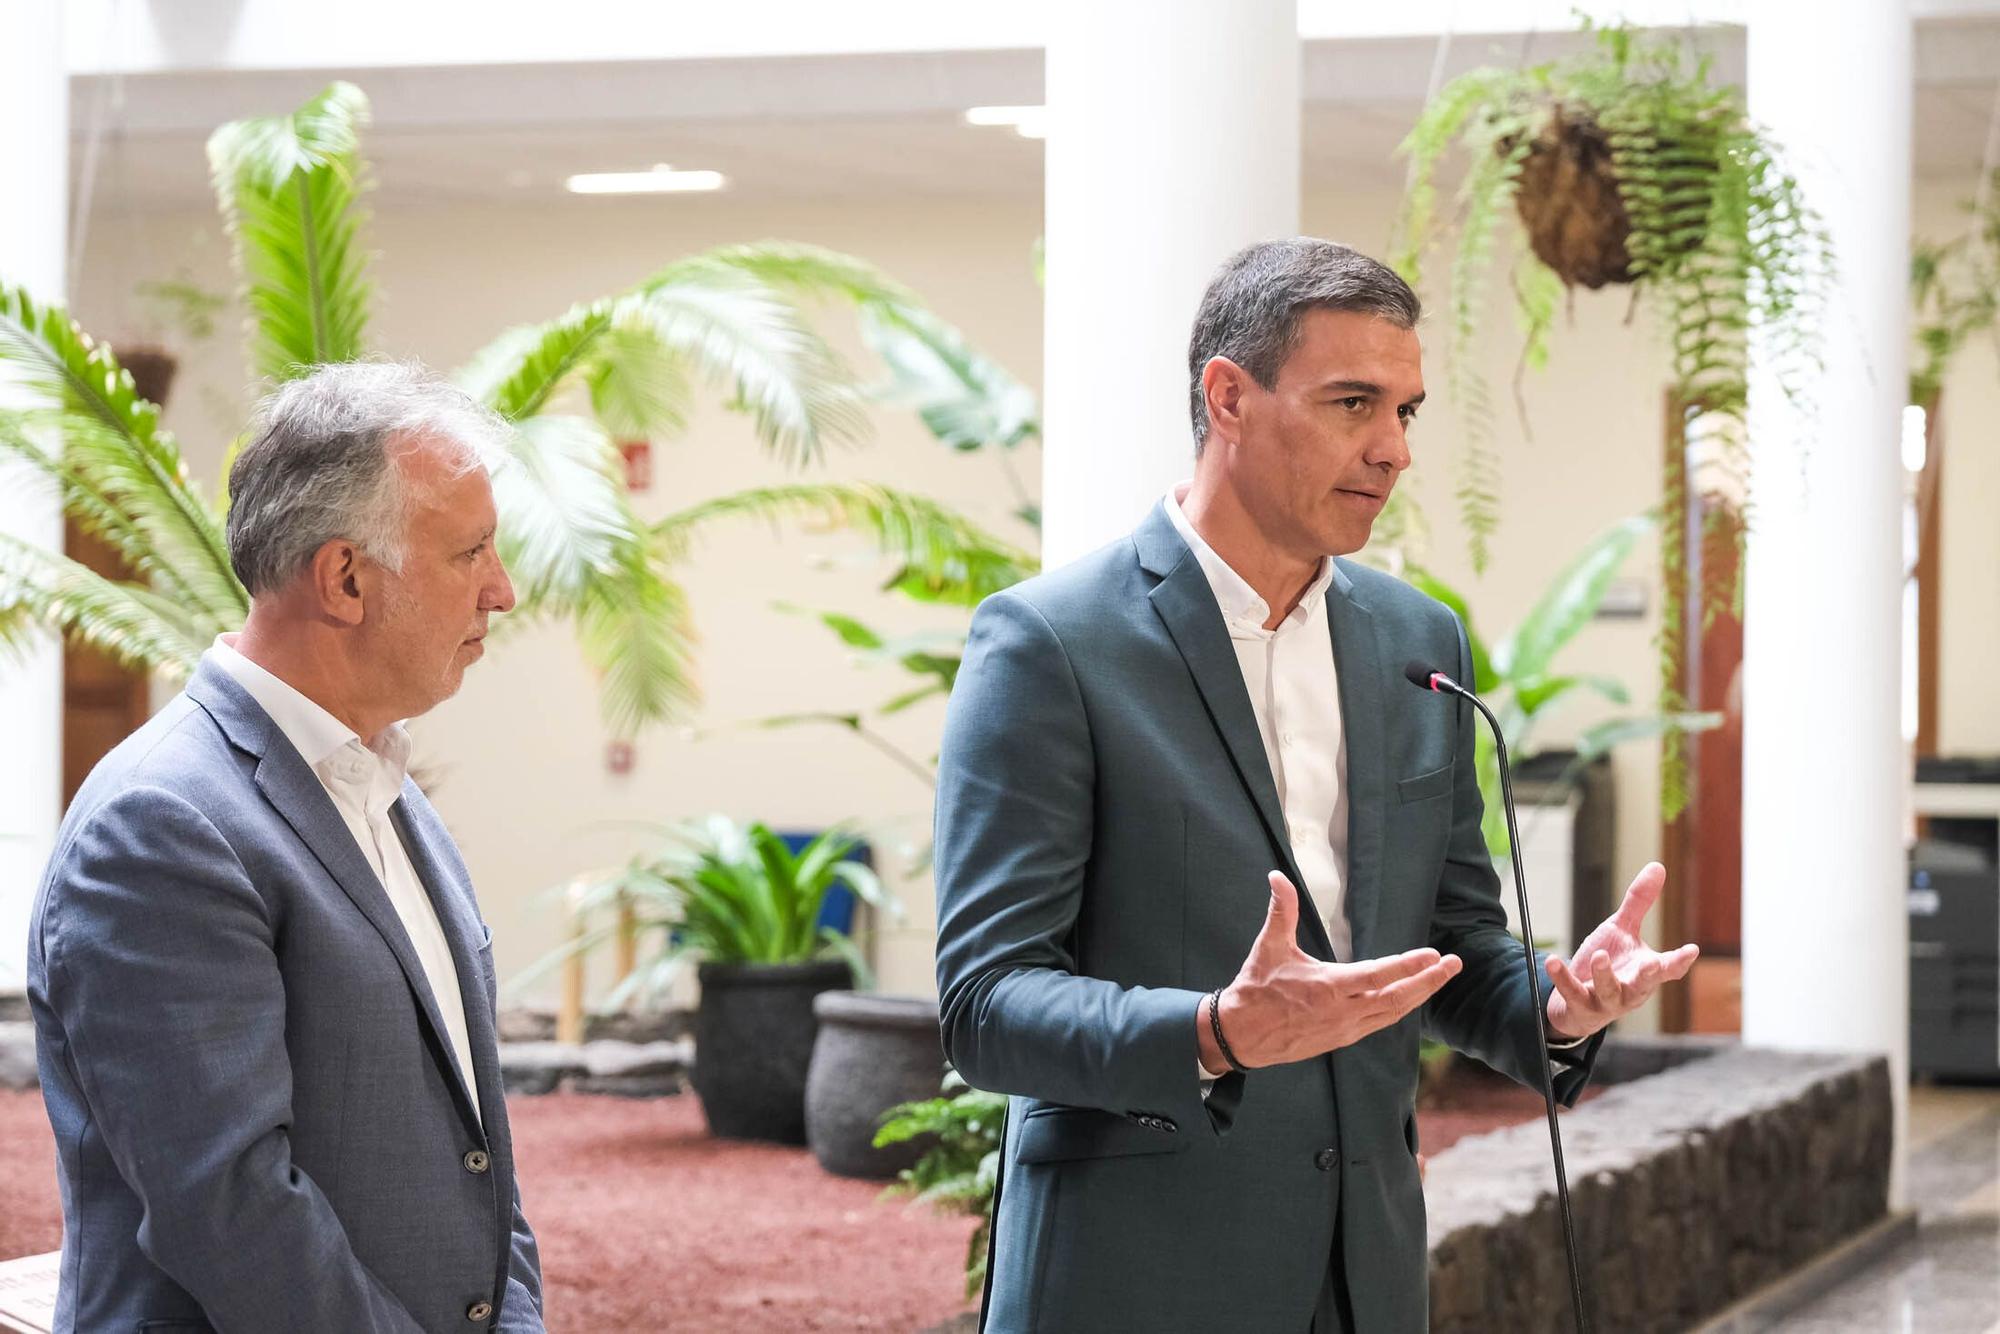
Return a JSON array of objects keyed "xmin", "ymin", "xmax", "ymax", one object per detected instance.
[
  {"xmin": 307, "ymin": 539, "xmax": 367, "ymax": 627},
  {"xmin": 1201, "ymin": 355, "xmax": 1253, "ymax": 446}
]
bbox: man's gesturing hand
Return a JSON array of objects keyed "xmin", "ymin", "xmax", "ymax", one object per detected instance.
[
  {"xmin": 1196, "ymin": 872, "xmax": 1463, "ymax": 1073},
  {"xmin": 1543, "ymin": 861, "xmax": 1699, "ymax": 1041}
]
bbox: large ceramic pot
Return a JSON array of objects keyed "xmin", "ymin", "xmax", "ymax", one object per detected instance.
[
  {"xmin": 692, "ymin": 959, "xmax": 852, "ymax": 1143},
  {"xmin": 804, "ymin": 992, "xmax": 947, "ymax": 1179}
]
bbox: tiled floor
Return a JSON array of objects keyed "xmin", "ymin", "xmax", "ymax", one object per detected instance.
[{"xmin": 1772, "ymin": 1083, "xmax": 2000, "ymax": 1331}]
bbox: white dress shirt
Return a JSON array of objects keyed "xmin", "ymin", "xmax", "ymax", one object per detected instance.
[
  {"xmin": 1167, "ymin": 486, "xmax": 1354, "ymax": 963},
  {"xmin": 209, "ymin": 637, "xmax": 483, "ymax": 1123}
]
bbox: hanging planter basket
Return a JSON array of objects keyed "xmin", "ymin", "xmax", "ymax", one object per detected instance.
[
  {"xmin": 1508, "ymin": 103, "xmax": 1716, "ymax": 291},
  {"xmin": 1512, "ymin": 105, "xmax": 1640, "ymax": 289}
]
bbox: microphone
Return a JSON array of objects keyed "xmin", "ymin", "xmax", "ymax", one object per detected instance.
[{"xmin": 1406, "ymin": 659, "xmax": 1589, "ymax": 1334}]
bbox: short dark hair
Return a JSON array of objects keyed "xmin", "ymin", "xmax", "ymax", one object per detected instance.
[{"xmin": 1186, "ymin": 237, "xmax": 1421, "ymax": 451}]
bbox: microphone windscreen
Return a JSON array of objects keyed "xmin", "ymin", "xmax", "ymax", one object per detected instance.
[{"xmin": 1403, "ymin": 660, "xmax": 1441, "ymax": 691}]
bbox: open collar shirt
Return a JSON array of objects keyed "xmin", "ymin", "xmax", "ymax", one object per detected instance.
[{"xmin": 209, "ymin": 636, "xmax": 482, "ymax": 1123}]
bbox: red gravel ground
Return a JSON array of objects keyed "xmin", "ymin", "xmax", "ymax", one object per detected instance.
[
  {"xmin": 0, "ymin": 1091, "xmax": 977, "ymax": 1331},
  {"xmin": 0, "ymin": 1077, "xmax": 1579, "ymax": 1331}
]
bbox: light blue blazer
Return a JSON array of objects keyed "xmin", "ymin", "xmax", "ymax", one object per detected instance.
[{"xmin": 27, "ymin": 659, "xmax": 543, "ymax": 1332}]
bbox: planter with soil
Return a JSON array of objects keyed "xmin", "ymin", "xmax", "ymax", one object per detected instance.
[
  {"xmin": 693, "ymin": 958, "xmax": 852, "ymax": 1144},
  {"xmin": 804, "ymin": 992, "xmax": 946, "ymax": 1179}
]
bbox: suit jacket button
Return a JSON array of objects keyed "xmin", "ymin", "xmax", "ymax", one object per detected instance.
[
  {"xmin": 466, "ymin": 1300, "xmax": 494, "ymax": 1322},
  {"xmin": 464, "ymin": 1149, "xmax": 491, "ymax": 1174},
  {"xmin": 1315, "ymin": 1148, "xmax": 1339, "ymax": 1171}
]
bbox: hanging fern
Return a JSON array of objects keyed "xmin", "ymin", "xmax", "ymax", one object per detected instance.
[
  {"xmin": 1392, "ymin": 21, "xmax": 1832, "ymax": 819},
  {"xmin": 1909, "ymin": 170, "xmax": 2000, "ymax": 406}
]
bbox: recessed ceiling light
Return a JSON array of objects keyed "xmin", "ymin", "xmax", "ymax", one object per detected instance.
[
  {"xmin": 965, "ymin": 105, "xmax": 1047, "ymax": 140},
  {"xmin": 565, "ymin": 164, "xmax": 728, "ymax": 195}
]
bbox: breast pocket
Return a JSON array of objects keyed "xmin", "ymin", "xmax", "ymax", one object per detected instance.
[{"xmin": 1396, "ymin": 764, "xmax": 1454, "ymax": 804}]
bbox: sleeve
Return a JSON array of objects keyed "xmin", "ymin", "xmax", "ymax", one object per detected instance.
[
  {"xmin": 1420, "ymin": 616, "xmax": 1605, "ymax": 1105},
  {"xmin": 496, "ymin": 1184, "xmax": 545, "ymax": 1330},
  {"xmin": 933, "ymin": 590, "xmax": 1236, "ymax": 1136},
  {"xmin": 40, "ymin": 786, "xmax": 426, "ymax": 1333}
]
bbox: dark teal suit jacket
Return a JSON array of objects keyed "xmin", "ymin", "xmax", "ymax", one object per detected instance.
[{"xmin": 934, "ymin": 503, "xmax": 1601, "ymax": 1332}]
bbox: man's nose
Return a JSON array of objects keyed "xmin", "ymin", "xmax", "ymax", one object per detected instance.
[
  {"xmin": 483, "ymin": 552, "xmax": 517, "ymax": 614},
  {"xmin": 1369, "ymin": 422, "xmax": 1412, "ymax": 474}
]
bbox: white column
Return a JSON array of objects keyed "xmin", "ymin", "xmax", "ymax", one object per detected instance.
[
  {"xmin": 1742, "ymin": 0, "xmax": 1910, "ymax": 1195},
  {"xmin": 0, "ymin": 0, "xmax": 66, "ymax": 989},
  {"xmin": 1040, "ymin": 0, "xmax": 1300, "ymax": 566}
]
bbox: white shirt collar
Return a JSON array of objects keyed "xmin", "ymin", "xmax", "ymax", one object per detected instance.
[
  {"xmin": 206, "ymin": 636, "xmax": 412, "ymax": 808},
  {"xmin": 1164, "ymin": 484, "xmax": 1335, "ymax": 630}
]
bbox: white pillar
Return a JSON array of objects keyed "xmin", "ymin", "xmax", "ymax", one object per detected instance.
[
  {"xmin": 1742, "ymin": 0, "xmax": 1910, "ymax": 1196},
  {"xmin": 0, "ymin": 0, "xmax": 66, "ymax": 990},
  {"xmin": 1041, "ymin": 0, "xmax": 1300, "ymax": 565}
]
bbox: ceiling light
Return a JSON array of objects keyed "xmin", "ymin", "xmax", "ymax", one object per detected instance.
[
  {"xmin": 565, "ymin": 165, "xmax": 727, "ymax": 195},
  {"xmin": 965, "ymin": 105, "xmax": 1048, "ymax": 140}
]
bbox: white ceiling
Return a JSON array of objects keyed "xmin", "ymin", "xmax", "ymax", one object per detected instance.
[{"xmin": 69, "ymin": 24, "xmax": 2000, "ymax": 215}]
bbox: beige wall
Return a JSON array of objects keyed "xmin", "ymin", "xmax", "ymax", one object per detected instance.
[{"xmin": 70, "ymin": 168, "xmax": 1999, "ymax": 1007}]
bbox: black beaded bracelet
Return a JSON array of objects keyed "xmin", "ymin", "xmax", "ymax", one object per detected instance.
[{"xmin": 1207, "ymin": 988, "xmax": 1245, "ymax": 1073}]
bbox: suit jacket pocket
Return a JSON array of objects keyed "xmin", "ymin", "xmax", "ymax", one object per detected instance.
[
  {"xmin": 1396, "ymin": 764, "xmax": 1454, "ymax": 804},
  {"xmin": 1015, "ymin": 1104, "xmax": 1193, "ymax": 1165}
]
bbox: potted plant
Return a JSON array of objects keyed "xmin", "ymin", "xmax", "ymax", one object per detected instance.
[
  {"xmin": 1395, "ymin": 23, "xmax": 1831, "ymax": 559},
  {"xmin": 1405, "ymin": 513, "xmax": 1720, "ymax": 845},
  {"xmin": 532, "ymin": 816, "xmax": 895, "ymax": 1143},
  {"xmin": 804, "ymin": 990, "xmax": 946, "ymax": 1179}
]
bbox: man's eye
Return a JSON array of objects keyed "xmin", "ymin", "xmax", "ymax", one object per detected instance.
[
  {"xmin": 1338, "ymin": 397, "xmax": 1367, "ymax": 412},
  {"xmin": 1399, "ymin": 404, "xmax": 1419, "ymax": 422},
  {"xmin": 466, "ymin": 543, "xmax": 487, "ymax": 559}
]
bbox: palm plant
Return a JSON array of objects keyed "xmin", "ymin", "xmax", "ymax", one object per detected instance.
[
  {"xmin": 1405, "ymin": 514, "xmax": 1720, "ymax": 851},
  {"xmin": 521, "ymin": 815, "xmax": 894, "ymax": 1010},
  {"xmin": 0, "ymin": 82, "xmax": 1026, "ymax": 736}
]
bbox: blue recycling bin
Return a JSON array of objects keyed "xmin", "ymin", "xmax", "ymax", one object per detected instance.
[{"xmin": 776, "ymin": 830, "xmax": 871, "ymax": 938}]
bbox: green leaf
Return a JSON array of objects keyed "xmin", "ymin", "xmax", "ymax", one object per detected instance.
[
  {"xmin": 458, "ymin": 304, "xmax": 612, "ymax": 423},
  {"xmin": 656, "ymin": 482, "xmax": 1037, "ymax": 606},
  {"xmin": 0, "ymin": 285, "xmax": 246, "ymax": 623},
  {"xmin": 632, "ymin": 260, "xmax": 868, "ymax": 463},
  {"xmin": 575, "ymin": 550, "xmax": 699, "ymax": 738},
  {"xmin": 489, "ymin": 414, "xmax": 630, "ymax": 607},
  {"xmin": 207, "ymin": 81, "xmax": 373, "ymax": 381},
  {"xmin": 1513, "ymin": 671, "xmax": 1631, "ymax": 717},
  {"xmin": 1494, "ymin": 514, "xmax": 1654, "ymax": 683},
  {"xmin": 0, "ymin": 534, "xmax": 211, "ymax": 677},
  {"xmin": 857, "ymin": 300, "xmax": 1040, "ymax": 452},
  {"xmin": 1572, "ymin": 710, "xmax": 1723, "ymax": 766}
]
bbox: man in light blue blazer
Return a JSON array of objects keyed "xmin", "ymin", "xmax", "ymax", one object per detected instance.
[
  {"xmin": 935, "ymin": 239, "xmax": 1699, "ymax": 1331},
  {"xmin": 27, "ymin": 362, "xmax": 544, "ymax": 1331}
]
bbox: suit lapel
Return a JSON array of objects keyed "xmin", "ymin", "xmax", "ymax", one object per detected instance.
[
  {"xmin": 188, "ymin": 661, "xmax": 482, "ymax": 1135},
  {"xmin": 393, "ymin": 790, "xmax": 499, "ymax": 1136},
  {"xmin": 1327, "ymin": 561, "xmax": 1388, "ymax": 960},
  {"xmin": 1136, "ymin": 505, "xmax": 1336, "ymax": 961}
]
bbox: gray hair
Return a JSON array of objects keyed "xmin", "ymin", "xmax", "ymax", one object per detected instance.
[
  {"xmin": 1186, "ymin": 237, "xmax": 1422, "ymax": 451},
  {"xmin": 226, "ymin": 361, "xmax": 511, "ymax": 596}
]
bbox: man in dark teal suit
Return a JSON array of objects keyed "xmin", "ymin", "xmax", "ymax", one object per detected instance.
[{"xmin": 934, "ymin": 238, "xmax": 1698, "ymax": 1331}]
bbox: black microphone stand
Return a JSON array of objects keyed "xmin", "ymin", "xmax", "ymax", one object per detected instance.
[{"xmin": 1409, "ymin": 664, "xmax": 1589, "ymax": 1334}]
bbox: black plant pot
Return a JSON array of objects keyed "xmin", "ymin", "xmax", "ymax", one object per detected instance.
[
  {"xmin": 692, "ymin": 959, "xmax": 852, "ymax": 1144},
  {"xmin": 805, "ymin": 992, "xmax": 947, "ymax": 1179}
]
